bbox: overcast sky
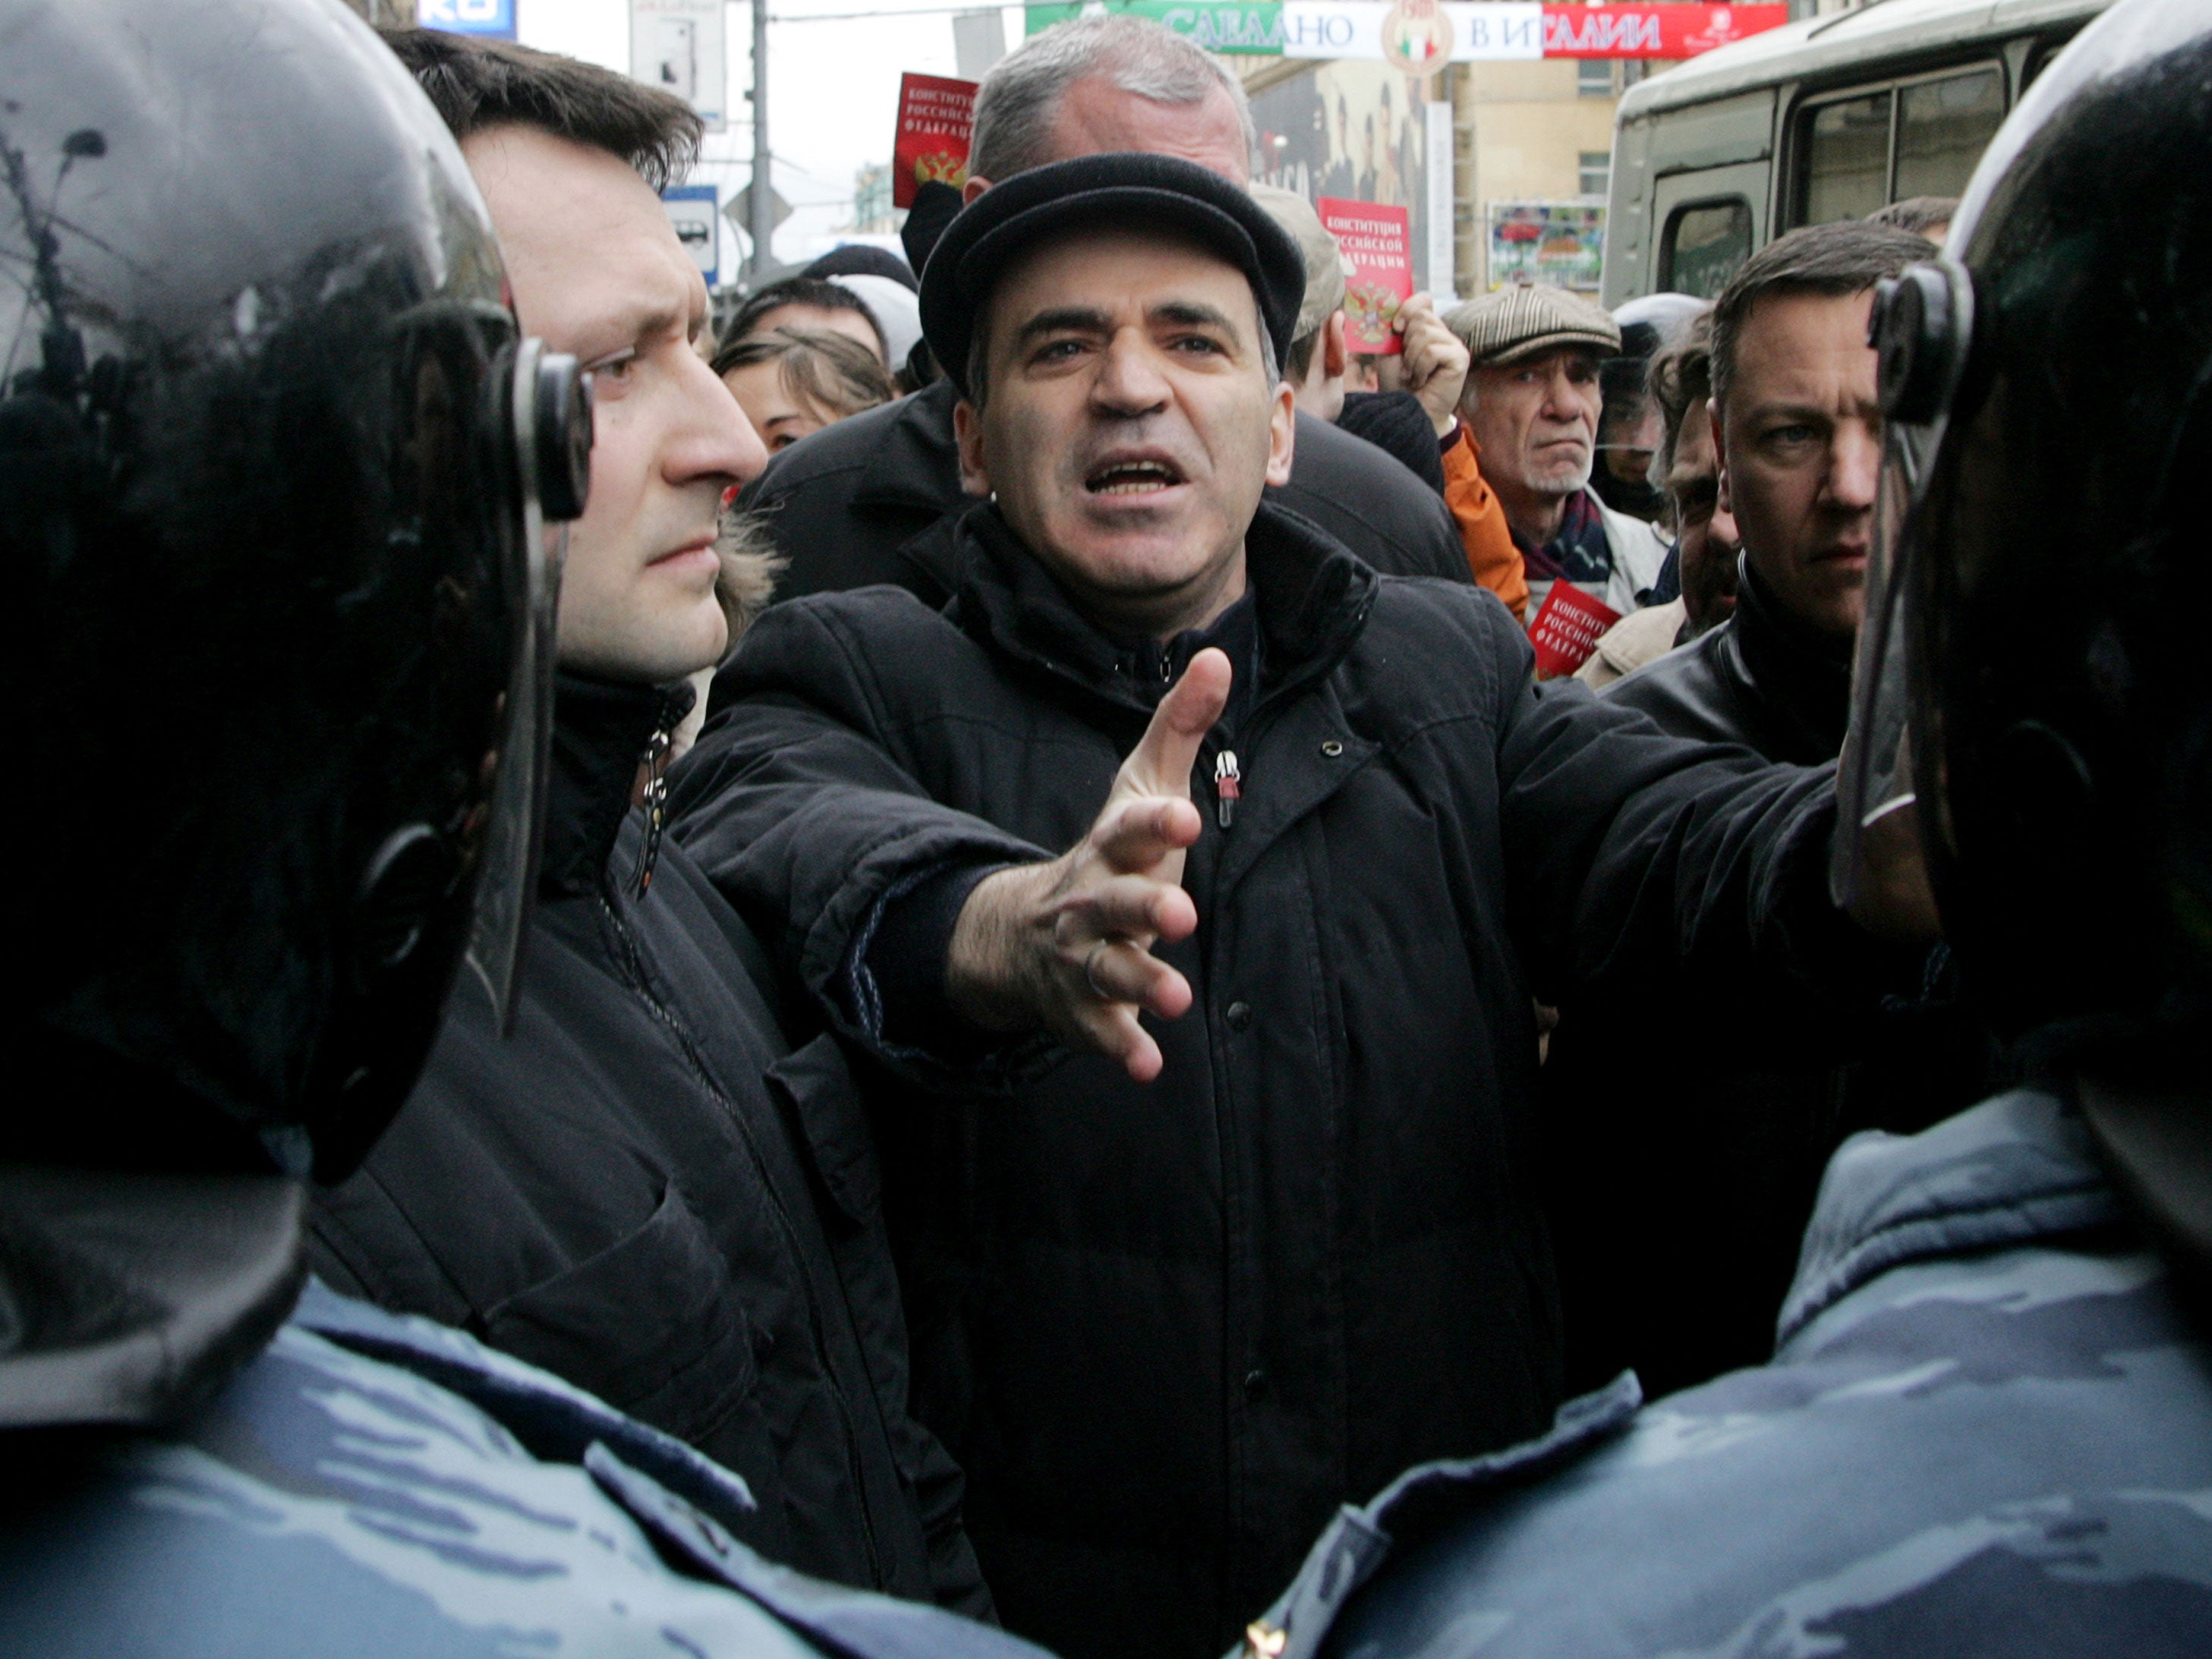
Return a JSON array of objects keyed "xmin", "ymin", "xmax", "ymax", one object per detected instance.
[{"xmin": 515, "ymin": 0, "xmax": 1027, "ymax": 274}]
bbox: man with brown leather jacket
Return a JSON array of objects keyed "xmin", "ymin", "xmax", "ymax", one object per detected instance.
[{"xmin": 1542, "ymin": 221, "xmax": 1980, "ymax": 1403}]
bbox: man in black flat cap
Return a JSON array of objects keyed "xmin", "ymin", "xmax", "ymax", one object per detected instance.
[
  {"xmin": 672, "ymin": 153, "xmax": 1928, "ymax": 1659},
  {"xmin": 744, "ymin": 14, "xmax": 1472, "ymax": 603}
]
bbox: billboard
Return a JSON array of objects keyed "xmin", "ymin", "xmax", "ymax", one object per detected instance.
[
  {"xmin": 1251, "ymin": 60, "xmax": 1436, "ymax": 292},
  {"xmin": 1026, "ymin": 2, "xmax": 1787, "ymax": 62},
  {"xmin": 1489, "ymin": 202, "xmax": 1605, "ymax": 291}
]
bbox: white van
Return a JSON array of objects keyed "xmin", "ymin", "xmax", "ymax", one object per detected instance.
[{"xmin": 1602, "ymin": 0, "xmax": 2112, "ymax": 306}]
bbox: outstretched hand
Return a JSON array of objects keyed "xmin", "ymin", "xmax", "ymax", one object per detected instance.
[{"xmin": 945, "ymin": 648, "xmax": 1231, "ymax": 1081}]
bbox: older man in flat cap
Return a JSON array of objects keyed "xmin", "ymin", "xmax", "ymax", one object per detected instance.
[
  {"xmin": 672, "ymin": 153, "xmax": 1923, "ymax": 1659},
  {"xmin": 1255, "ymin": 185, "xmax": 1524, "ymax": 618},
  {"xmin": 1450, "ymin": 285, "xmax": 1670, "ymax": 619}
]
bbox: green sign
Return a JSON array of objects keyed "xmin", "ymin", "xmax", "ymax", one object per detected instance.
[{"xmin": 1023, "ymin": 2, "xmax": 1288, "ymax": 55}]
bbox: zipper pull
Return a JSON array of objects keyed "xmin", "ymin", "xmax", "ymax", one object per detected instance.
[
  {"xmin": 634, "ymin": 725, "xmax": 672, "ymax": 897},
  {"xmin": 1214, "ymin": 750, "xmax": 1241, "ymax": 830}
]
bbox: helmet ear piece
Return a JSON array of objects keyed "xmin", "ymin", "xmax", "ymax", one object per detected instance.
[
  {"xmin": 529, "ymin": 352, "xmax": 592, "ymax": 524},
  {"xmin": 1872, "ymin": 260, "xmax": 1974, "ymax": 425}
]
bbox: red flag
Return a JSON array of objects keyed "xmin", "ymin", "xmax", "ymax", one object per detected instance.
[
  {"xmin": 892, "ymin": 72, "xmax": 977, "ymax": 209},
  {"xmin": 1527, "ymin": 584, "xmax": 1622, "ymax": 679},
  {"xmin": 1318, "ymin": 197, "xmax": 1413, "ymax": 357}
]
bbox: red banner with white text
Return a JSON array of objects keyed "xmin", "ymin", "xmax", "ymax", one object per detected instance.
[{"xmin": 1538, "ymin": 4, "xmax": 1791, "ymax": 60}]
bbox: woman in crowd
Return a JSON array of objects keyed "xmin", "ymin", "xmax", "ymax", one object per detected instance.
[{"xmin": 714, "ymin": 326, "xmax": 899, "ymax": 452}]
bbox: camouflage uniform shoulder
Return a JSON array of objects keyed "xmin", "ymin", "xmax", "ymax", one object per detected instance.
[
  {"xmin": 0, "ymin": 1283, "xmax": 1046, "ymax": 1659},
  {"xmin": 1251, "ymin": 1091, "xmax": 2212, "ymax": 1659}
]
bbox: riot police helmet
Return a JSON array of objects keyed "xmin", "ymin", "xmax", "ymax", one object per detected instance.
[
  {"xmin": 2, "ymin": 0, "xmax": 591, "ymax": 1182},
  {"xmin": 1842, "ymin": 0, "xmax": 2212, "ymax": 1062}
]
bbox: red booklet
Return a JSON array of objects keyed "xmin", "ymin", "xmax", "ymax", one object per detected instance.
[
  {"xmin": 893, "ymin": 72, "xmax": 978, "ymax": 208},
  {"xmin": 1318, "ymin": 197, "xmax": 1413, "ymax": 355},
  {"xmin": 1527, "ymin": 584, "xmax": 1622, "ymax": 679}
]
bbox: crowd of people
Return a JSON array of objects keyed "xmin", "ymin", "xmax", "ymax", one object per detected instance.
[{"xmin": 5, "ymin": 1, "xmax": 2210, "ymax": 1655}]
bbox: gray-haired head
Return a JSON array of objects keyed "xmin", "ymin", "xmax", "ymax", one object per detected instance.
[{"xmin": 969, "ymin": 14, "xmax": 1256, "ymax": 184}]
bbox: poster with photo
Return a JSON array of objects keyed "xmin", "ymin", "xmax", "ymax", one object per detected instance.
[
  {"xmin": 1250, "ymin": 60, "xmax": 1435, "ymax": 292},
  {"xmin": 1319, "ymin": 197, "xmax": 1413, "ymax": 354},
  {"xmin": 893, "ymin": 73, "xmax": 978, "ymax": 208},
  {"xmin": 1488, "ymin": 202, "xmax": 1605, "ymax": 291}
]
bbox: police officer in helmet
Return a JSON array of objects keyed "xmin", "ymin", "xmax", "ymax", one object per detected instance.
[
  {"xmin": 1243, "ymin": 3, "xmax": 2212, "ymax": 1653},
  {"xmin": 0, "ymin": 5, "xmax": 1039, "ymax": 1654}
]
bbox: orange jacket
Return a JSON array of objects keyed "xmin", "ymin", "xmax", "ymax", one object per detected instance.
[{"xmin": 1441, "ymin": 425, "xmax": 1527, "ymax": 624}]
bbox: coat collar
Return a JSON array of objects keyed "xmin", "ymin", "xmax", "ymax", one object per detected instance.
[
  {"xmin": 949, "ymin": 499, "xmax": 1379, "ymax": 730},
  {"xmin": 540, "ymin": 672, "xmax": 695, "ymax": 897},
  {"xmin": 1776, "ymin": 1089, "xmax": 2124, "ymax": 1348},
  {"xmin": 1725, "ymin": 557, "xmax": 1857, "ymax": 760}
]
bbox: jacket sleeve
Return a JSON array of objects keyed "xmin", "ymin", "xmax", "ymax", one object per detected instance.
[
  {"xmin": 1443, "ymin": 428, "xmax": 1530, "ymax": 623},
  {"xmin": 1477, "ymin": 599, "xmax": 1918, "ymax": 1028},
  {"xmin": 668, "ymin": 595, "xmax": 1053, "ymax": 1081}
]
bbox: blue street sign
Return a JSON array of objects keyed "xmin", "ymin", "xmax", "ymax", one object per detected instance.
[
  {"xmin": 418, "ymin": 0, "xmax": 517, "ymax": 39},
  {"xmin": 662, "ymin": 184, "xmax": 720, "ymax": 289}
]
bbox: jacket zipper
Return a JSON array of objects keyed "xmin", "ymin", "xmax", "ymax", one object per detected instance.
[
  {"xmin": 597, "ymin": 887, "xmax": 890, "ymax": 1588},
  {"xmin": 1213, "ymin": 750, "xmax": 1241, "ymax": 830},
  {"xmin": 633, "ymin": 723, "xmax": 673, "ymax": 897}
]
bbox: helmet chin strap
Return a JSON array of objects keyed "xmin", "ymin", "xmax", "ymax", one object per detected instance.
[{"xmin": 2075, "ymin": 1070, "xmax": 2212, "ymax": 1304}]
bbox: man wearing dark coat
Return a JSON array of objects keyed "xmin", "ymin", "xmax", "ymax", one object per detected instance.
[
  {"xmin": 1541, "ymin": 221, "xmax": 1981, "ymax": 1404},
  {"xmin": 670, "ymin": 153, "xmax": 1925, "ymax": 1659},
  {"xmin": 307, "ymin": 30, "xmax": 990, "ymax": 1618}
]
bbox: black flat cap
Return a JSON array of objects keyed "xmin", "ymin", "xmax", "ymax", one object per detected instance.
[{"xmin": 919, "ymin": 152, "xmax": 1306, "ymax": 400}]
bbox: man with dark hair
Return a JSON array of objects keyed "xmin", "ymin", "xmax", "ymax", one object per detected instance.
[
  {"xmin": 728, "ymin": 275, "xmax": 893, "ymax": 366},
  {"xmin": 742, "ymin": 15, "xmax": 1475, "ymax": 605},
  {"xmin": 310, "ymin": 30, "xmax": 993, "ymax": 1617},
  {"xmin": 393, "ymin": 22, "xmax": 701, "ymax": 186},
  {"xmin": 1868, "ymin": 193, "xmax": 1958, "ymax": 241},
  {"xmin": 673, "ymin": 152, "xmax": 1930, "ymax": 1659},
  {"xmin": 1541, "ymin": 220, "xmax": 1955, "ymax": 1402},
  {"xmin": 1700, "ymin": 220, "xmax": 1932, "ymax": 660}
]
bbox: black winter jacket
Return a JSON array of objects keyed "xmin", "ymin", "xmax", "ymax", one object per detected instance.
[
  {"xmin": 743, "ymin": 379, "xmax": 1473, "ymax": 606},
  {"xmin": 1601, "ymin": 557, "xmax": 1851, "ymax": 763},
  {"xmin": 668, "ymin": 505, "xmax": 1903, "ymax": 1659},
  {"xmin": 1540, "ymin": 565, "xmax": 1983, "ymax": 1399},
  {"xmin": 309, "ymin": 673, "xmax": 990, "ymax": 1617},
  {"xmin": 1336, "ymin": 390, "xmax": 1448, "ymax": 494}
]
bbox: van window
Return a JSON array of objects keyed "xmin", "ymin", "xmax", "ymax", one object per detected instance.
[
  {"xmin": 1801, "ymin": 91, "xmax": 1891, "ymax": 222},
  {"xmin": 1662, "ymin": 199, "xmax": 1754, "ymax": 299},
  {"xmin": 1794, "ymin": 63, "xmax": 2009, "ymax": 227},
  {"xmin": 1895, "ymin": 68, "xmax": 2004, "ymax": 199}
]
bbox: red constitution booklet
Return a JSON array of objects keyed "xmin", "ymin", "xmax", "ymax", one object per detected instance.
[
  {"xmin": 1318, "ymin": 197, "xmax": 1412, "ymax": 356},
  {"xmin": 1527, "ymin": 584, "xmax": 1621, "ymax": 678},
  {"xmin": 893, "ymin": 72, "xmax": 978, "ymax": 206}
]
